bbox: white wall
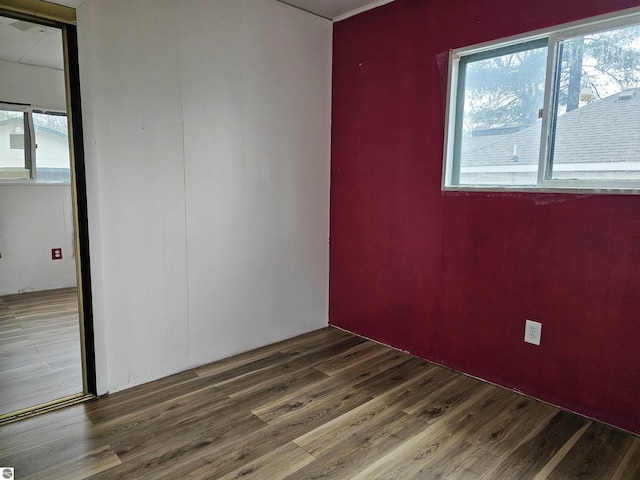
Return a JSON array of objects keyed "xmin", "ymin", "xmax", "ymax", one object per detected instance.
[
  {"xmin": 0, "ymin": 51, "xmax": 74, "ymax": 296},
  {"xmin": 0, "ymin": 185, "xmax": 76, "ymax": 295},
  {"xmin": 77, "ymin": 0, "xmax": 332, "ymax": 394},
  {"xmin": 0, "ymin": 59, "xmax": 66, "ymax": 111}
]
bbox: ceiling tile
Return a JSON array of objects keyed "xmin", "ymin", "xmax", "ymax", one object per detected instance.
[{"xmin": 0, "ymin": 15, "xmax": 63, "ymax": 70}]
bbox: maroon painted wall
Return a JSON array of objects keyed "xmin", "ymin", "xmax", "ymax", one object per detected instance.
[{"xmin": 330, "ymin": 0, "xmax": 640, "ymax": 434}]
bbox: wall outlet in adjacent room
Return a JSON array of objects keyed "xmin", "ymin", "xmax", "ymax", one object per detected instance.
[
  {"xmin": 524, "ymin": 319, "xmax": 542, "ymax": 345},
  {"xmin": 52, "ymin": 248, "xmax": 62, "ymax": 260}
]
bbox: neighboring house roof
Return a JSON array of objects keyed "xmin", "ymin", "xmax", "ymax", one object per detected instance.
[
  {"xmin": 0, "ymin": 116, "xmax": 68, "ymax": 138},
  {"xmin": 461, "ymin": 89, "xmax": 640, "ymax": 166}
]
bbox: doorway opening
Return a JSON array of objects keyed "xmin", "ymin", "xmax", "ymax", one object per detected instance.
[{"xmin": 0, "ymin": 6, "xmax": 95, "ymax": 423}]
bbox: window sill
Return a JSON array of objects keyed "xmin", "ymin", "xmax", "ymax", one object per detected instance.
[
  {"xmin": 0, "ymin": 180, "xmax": 71, "ymax": 186},
  {"xmin": 442, "ymin": 185, "xmax": 640, "ymax": 196}
]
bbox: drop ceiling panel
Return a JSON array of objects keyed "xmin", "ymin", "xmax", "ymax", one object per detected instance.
[
  {"xmin": 21, "ymin": 36, "xmax": 64, "ymax": 70},
  {"xmin": 0, "ymin": 16, "xmax": 63, "ymax": 70}
]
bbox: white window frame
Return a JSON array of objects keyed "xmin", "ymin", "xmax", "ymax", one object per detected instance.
[{"xmin": 442, "ymin": 6, "xmax": 640, "ymax": 194}]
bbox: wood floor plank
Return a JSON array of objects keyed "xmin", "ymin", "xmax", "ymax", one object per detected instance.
[
  {"xmin": 546, "ymin": 422, "xmax": 635, "ymax": 480},
  {"xmin": 532, "ymin": 421, "xmax": 592, "ymax": 480},
  {"xmin": 228, "ymin": 368, "xmax": 329, "ymax": 411},
  {"xmin": 21, "ymin": 444, "xmax": 121, "ymax": 480},
  {"xmin": 90, "ymin": 378, "xmax": 368, "ymax": 479},
  {"xmin": 348, "ymin": 385, "xmax": 497, "ymax": 480},
  {"xmin": 0, "ymin": 404, "xmax": 89, "ymax": 456},
  {"xmin": 150, "ymin": 389, "xmax": 373, "ymax": 480},
  {"xmin": 276, "ymin": 327, "xmax": 354, "ymax": 355},
  {"xmin": 351, "ymin": 356, "xmax": 436, "ymax": 397},
  {"xmin": 610, "ymin": 437, "xmax": 640, "ymax": 480},
  {"xmin": 217, "ymin": 442, "xmax": 315, "ymax": 480},
  {"xmin": 83, "ymin": 371, "xmax": 204, "ymax": 425},
  {"xmin": 286, "ymin": 410, "xmax": 432, "ymax": 480},
  {"xmin": 0, "ymin": 361, "xmax": 52, "ymax": 381},
  {"xmin": 404, "ymin": 442, "xmax": 500, "ymax": 480},
  {"xmin": 293, "ymin": 366, "xmax": 444, "ymax": 457},
  {"xmin": 467, "ymin": 394, "xmax": 559, "ymax": 458},
  {"xmin": 250, "ymin": 374, "xmax": 363, "ymax": 423},
  {"xmin": 480, "ymin": 411, "xmax": 591, "ymax": 480},
  {"xmin": 0, "ymin": 377, "xmax": 67, "ymax": 404},
  {"xmin": 0, "ymin": 386, "xmax": 84, "ymax": 418},
  {"xmin": 3, "ymin": 427, "xmax": 110, "ymax": 479},
  {"xmin": 217, "ymin": 338, "xmax": 374, "ymax": 397},
  {"xmin": 96, "ymin": 383, "xmax": 277, "ymax": 457},
  {"xmin": 389, "ymin": 363, "xmax": 469, "ymax": 413},
  {"xmin": 406, "ymin": 374, "xmax": 487, "ymax": 423},
  {"xmin": 0, "ymin": 327, "xmax": 637, "ymax": 480},
  {"xmin": 0, "ymin": 288, "xmax": 83, "ymax": 416},
  {"xmin": 111, "ymin": 408, "xmax": 266, "ymax": 467},
  {"xmin": 0, "ymin": 362, "xmax": 79, "ymax": 390},
  {"xmin": 193, "ymin": 327, "xmax": 351, "ymax": 378},
  {"xmin": 330, "ymin": 347, "xmax": 411, "ymax": 385},
  {"xmin": 86, "ymin": 414, "xmax": 267, "ymax": 479},
  {"xmin": 246, "ymin": 349, "xmax": 411, "ymax": 424},
  {"xmin": 313, "ymin": 341, "xmax": 393, "ymax": 376},
  {"xmin": 202, "ymin": 352, "xmax": 297, "ymax": 386}
]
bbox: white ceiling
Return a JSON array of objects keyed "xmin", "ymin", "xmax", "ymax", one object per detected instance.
[
  {"xmin": 0, "ymin": 15, "xmax": 63, "ymax": 70},
  {"xmin": 45, "ymin": 0, "xmax": 393, "ymax": 20},
  {"xmin": 30, "ymin": 0, "xmax": 392, "ymax": 22},
  {"xmin": 278, "ymin": 0, "xmax": 393, "ymax": 20},
  {"xmin": 0, "ymin": 0, "xmax": 391, "ymax": 71}
]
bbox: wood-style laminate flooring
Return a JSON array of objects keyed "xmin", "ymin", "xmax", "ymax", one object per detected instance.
[
  {"xmin": 0, "ymin": 327, "xmax": 638, "ymax": 479},
  {"xmin": 0, "ymin": 288, "xmax": 83, "ymax": 416}
]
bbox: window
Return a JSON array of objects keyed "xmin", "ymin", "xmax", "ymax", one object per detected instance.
[
  {"xmin": 0, "ymin": 110, "xmax": 30, "ymax": 179},
  {"xmin": 443, "ymin": 8, "xmax": 640, "ymax": 192},
  {"xmin": 0, "ymin": 108, "xmax": 70, "ymax": 183}
]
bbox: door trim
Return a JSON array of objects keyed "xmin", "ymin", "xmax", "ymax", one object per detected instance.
[{"xmin": 0, "ymin": 0, "xmax": 75, "ymax": 24}]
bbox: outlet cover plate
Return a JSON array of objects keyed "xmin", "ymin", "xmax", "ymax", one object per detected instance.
[{"xmin": 524, "ymin": 319, "xmax": 542, "ymax": 345}]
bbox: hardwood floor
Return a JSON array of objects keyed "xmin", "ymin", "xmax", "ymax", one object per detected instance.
[
  {"xmin": 0, "ymin": 288, "xmax": 83, "ymax": 416},
  {"xmin": 0, "ymin": 327, "xmax": 637, "ymax": 479}
]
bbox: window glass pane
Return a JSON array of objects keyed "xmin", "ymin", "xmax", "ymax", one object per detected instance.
[
  {"xmin": 0, "ymin": 110, "xmax": 29, "ymax": 179},
  {"xmin": 457, "ymin": 45, "xmax": 547, "ymax": 186},
  {"xmin": 550, "ymin": 23, "xmax": 640, "ymax": 181},
  {"xmin": 33, "ymin": 112, "xmax": 70, "ymax": 183}
]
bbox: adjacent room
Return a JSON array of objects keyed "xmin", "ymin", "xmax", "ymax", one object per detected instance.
[
  {"xmin": 0, "ymin": 0, "xmax": 638, "ymax": 478},
  {"xmin": 0, "ymin": 14, "xmax": 84, "ymax": 416}
]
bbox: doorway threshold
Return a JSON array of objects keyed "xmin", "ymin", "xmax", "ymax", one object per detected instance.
[{"xmin": 0, "ymin": 392, "xmax": 95, "ymax": 426}]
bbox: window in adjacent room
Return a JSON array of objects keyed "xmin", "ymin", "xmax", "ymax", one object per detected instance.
[
  {"xmin": 0, "ymin": 109, "xmax": 31, "ymax": 180},
  {"xmin": 0, "ymin": 108, "xmax": 70, "ymax": 182}
]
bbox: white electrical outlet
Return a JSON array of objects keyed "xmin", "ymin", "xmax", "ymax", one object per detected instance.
[{"xmin": 524, "ymin": 319, "xmax": 542, "ymax": 345}]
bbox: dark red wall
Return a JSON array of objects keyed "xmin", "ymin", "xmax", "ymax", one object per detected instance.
[{"xmin": 330, "ymin": 0, "xmax": 640, "ymax": 434}]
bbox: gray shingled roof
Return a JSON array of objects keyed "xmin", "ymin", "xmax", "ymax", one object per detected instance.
[{"xmin": 460, "ymin": 89, "xmax": 640, "ymax": 167}]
